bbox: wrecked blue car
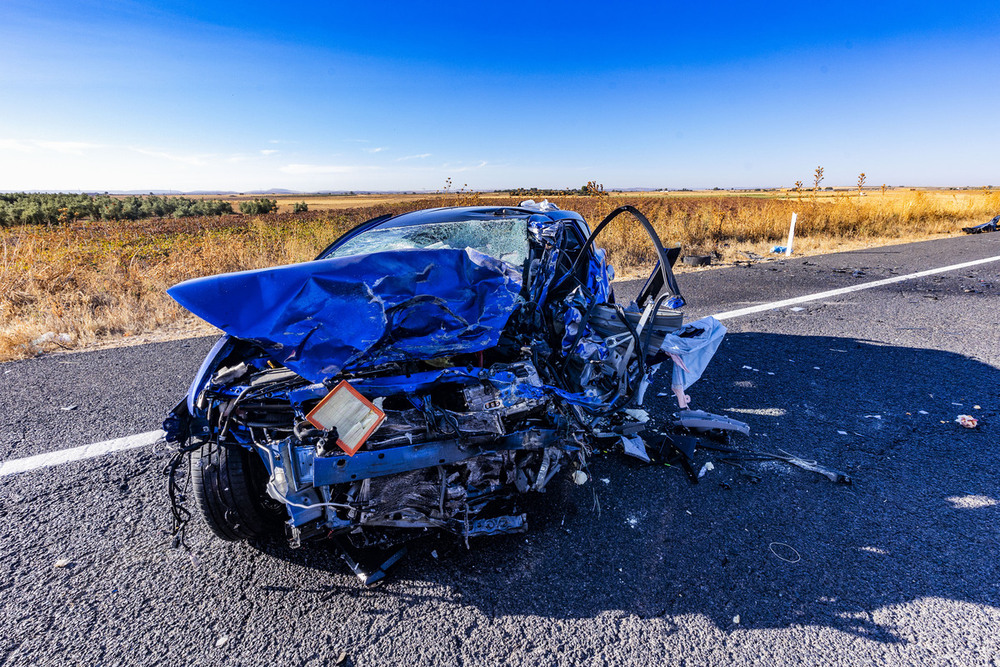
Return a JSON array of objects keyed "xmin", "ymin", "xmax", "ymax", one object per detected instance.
[{"xmin": 164, "ymin": 202, "xmax": 733, "ymax": 580}]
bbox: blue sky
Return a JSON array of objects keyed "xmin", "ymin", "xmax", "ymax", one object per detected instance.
[{"xmin": 2, "ymin": 0, "xmax": 998, "ymax": 192}]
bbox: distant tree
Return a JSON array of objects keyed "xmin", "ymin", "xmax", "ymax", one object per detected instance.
[
  {"xmin": 292, "ymin": 201, "xmax": 308, "ymax": 213},
  {"xmin": 239, "ymin": 198, "xmax": 278, "ymax": 215}
]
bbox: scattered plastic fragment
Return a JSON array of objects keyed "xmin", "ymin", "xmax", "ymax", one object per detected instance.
[
  {"xmin": 813, "ymin": 367, "xmax": 821, "ymax": 370},
  {"xmin": 837, "ymin": 430, "xmax": 848, "ymax": 435},
  {"xmin": 956, "ymin": 415, "xmax": 978, "ymax": 429},
  {"xmin": 60, "ymin": 405, "xmax": 78, "ymax": 411},
  {"xmin": 974, "ymin": 405, "xmax": 981, "ymax": 410},
  {"xmin": 771, "ymin": 246, "xmax": 787, "ymax": 254},
  {"xmin": 789, "ymin": 307, "xmax": 805, "ymax": 312},
  {"xmin": 698, "ymin": 461, "xmax": 715, "ymax": 478},
  {"xmin": 765, "ymin": 450, "xmax": 851, "ymax": 484},
  {"xmin": 918, "ymin": 410, "xmax": 929, "ymax": 415},
  {"xmin": 54, "ymin": 558, "xmax": 71, "ymax": 568},
  {"xmin": 215, "ymin": 636, "xmax": 229, "ymax": 648},
  {"xmin": 732, "ymin": 614, "xmax": 741, "ymax": 625},
  {"xmin": 190, "ymin": 553, "xmax": 201, "ymax": 568},
  {"xmin": 675, "ymin": 409, "xmax": 751, "ymax": 436},
  {"xmin": 600, "ymin": 478, "xmax": 611, "ymax": 485},
  {"xmin": 571, "ymin": 470, "xmax": 588, "ymax": 485},
  {"xmin": 431, "ymin": 550, "xmax": 438, "ymax": 559},
  {"xmin": 621, "ymin": 435, "xmax": 650, "ymax": 463},
  {"xmin": 863, "ymin": 415, "xmax": 882, "ymax": 419},
  {"xmin": 951, "ymin": 402, "xmax": 963, "ymax": 406},
  {"xmin": 623, "ymin": 409, "xmax": 650, "ymax": 423}
]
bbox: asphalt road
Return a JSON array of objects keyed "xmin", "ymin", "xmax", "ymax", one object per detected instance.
[{"xmin": 1, "ymin": 232, "xmax": 999, "ymax": 666}]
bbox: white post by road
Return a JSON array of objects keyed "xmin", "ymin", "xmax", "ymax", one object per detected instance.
[{"xmin": 786, "ymin": 213, "xmax": 797, "ymax": 256}]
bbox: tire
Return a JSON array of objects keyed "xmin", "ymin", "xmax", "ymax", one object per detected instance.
[{"xmin": 191, "ymin": 440, "xmax": 286, "ymax": 541}]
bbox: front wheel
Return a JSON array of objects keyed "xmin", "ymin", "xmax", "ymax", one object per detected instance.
[{"xmin": 191, "ymin": 440, "xmax": 286, "ymax": 541}]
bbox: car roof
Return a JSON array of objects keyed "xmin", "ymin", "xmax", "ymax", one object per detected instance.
[{"xmin": 377, "ymin": 205, "xmax": 585, "ymax": 228}]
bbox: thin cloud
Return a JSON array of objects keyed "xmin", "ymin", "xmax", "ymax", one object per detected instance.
[
  {"xmin": 397, "ymin": 153, "xmax": 432, "ymax": 161},
  {"xmin": 364, "ymin": 146, "xmax": 387, "ymax": 154},
  {"xmin": 0, "ymin": 139, "xmax": 104, "ymax": 155},
  {"xmin": 260, "ymin": 149, "xmax": 279, "ymax": 155},
  {"xmin": 130, "ymin": 147, "xmax": 208, "ymax": 166},
  {"xmin": 453, "ymin": 160, "xmax": 488, "ymax": 172},
  {"xmin": 280, "ymin": 163, "xmax": 377, "ymax": 175}
]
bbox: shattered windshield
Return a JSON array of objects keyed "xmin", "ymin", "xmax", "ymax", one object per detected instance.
[{"xmin": 327, "ymin": 217, "xmax": 529, "ymax": 267}]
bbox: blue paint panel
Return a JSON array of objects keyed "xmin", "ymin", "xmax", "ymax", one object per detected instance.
[{"xmin": 168, "ymin": 248, "xmax": 522, "ymax": 383}]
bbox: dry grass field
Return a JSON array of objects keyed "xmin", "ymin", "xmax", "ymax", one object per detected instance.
[{"xmin": 2, "ymin": 189, "xmax": 997, "ymax": 361}]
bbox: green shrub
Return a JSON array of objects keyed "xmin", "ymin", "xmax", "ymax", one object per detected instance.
[{"xmin": 239, "ymin": 198, "xmax": 279, "ymax": 215}]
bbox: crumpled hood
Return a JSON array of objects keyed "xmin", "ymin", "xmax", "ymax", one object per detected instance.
[{"xmin": 168, "ymin": 247, "xmax": 522, "ymax": 383}]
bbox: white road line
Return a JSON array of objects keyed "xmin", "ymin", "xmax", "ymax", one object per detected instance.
[
  {"xmin": 2, "ymin": 252, "xmax": 999, "ymax": 478},
  {"xmin": 711, "ymin": 254, "xmax": 1000, "ymax": 321},
  {"xmin": 0, "ymin": 430, "xmax": 165, "ymax": 477}
]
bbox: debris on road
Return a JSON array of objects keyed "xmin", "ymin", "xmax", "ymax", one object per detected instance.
[
  {"xmin": 765, "ymin": 449, "xmax": 852, "ymax": 484},
  {"xmin": 674, "ymin": 409, "xmax": 751, "ymax": 436},
  {"xmin": 962, "ymin": 214, "xmax": 999, "ymax": 234},
  {"xmin": 768, "ymin": 542, "xmax": 802, "ymax": 563},
  {"xmin": 53, "ymin": 558, "xmax": 72, "ymax": 568},
  {"xmin": 956, "ymin": 415, "xmax": 979, "ymax": 429},
  {"xmin": 738, "ymin": 250, "xmax": 763, "ymax": 262}
]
